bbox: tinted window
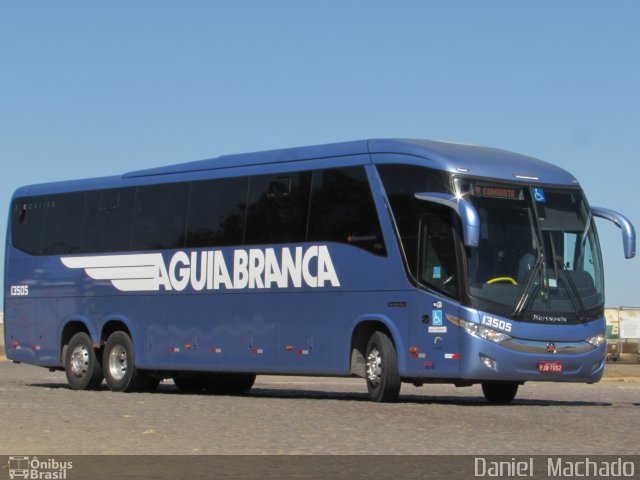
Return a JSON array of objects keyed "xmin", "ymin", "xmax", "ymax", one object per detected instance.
[
  {"xmin": 377, "ymin": 164, "xmax": 449, "ymax": 275},
  {"xmin": 244, "ymin": 172, "xmax": 311, "ymax": 245},
  {"xmin": 82, "ymin": 188, "xmax": 135, "ymax": 253},
  {"xmin": 10, "ymin": 166, "xmax": 391, "ymax": 257},
  {"xmin": 41, "ymin": 192, "xmax": 85, "ymax": 255},
  {"xmin": 308, "ymin": 167, "xmax": 385, "ymax": 255},
  {"xmin": 11, "ymin": 197, "xmax": 47, "ymax": 255},
  {"xmin": 418, "ymin": 211, "xmax": 459, "ymax": 298},
  {"xmin": 132, "ymin": 183, "xmax": 189, "ymax": 250},
  {"xmin": 186, "ymin": 177, "xmax": 248, "ymax": 247}
]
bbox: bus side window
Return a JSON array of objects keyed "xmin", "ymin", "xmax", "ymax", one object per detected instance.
[
  {"xmin": 307, "ymin": 167, "xmax": 386, "ymax": 256},
  {"xmin": 131, "ymin": 183, "xmax": 189, "ymax": 250},
  {"xmin": 11, "ymin": 198, "xmax": 46, "ymax": 255},
  {"xmin": 41, "ymin": 192, "xmax": 85, "ymax": 255},
  {"xmin": 186, "ymin": 177, "xmax": 248, "ymax": 248},
  {"xmin": 418, "ymin": 212, "xmax": 458, "ymax": 298},
  {"xmin": 376, "ymin": 164, "xmax": 449, "ymax": 275},
  {"xmin": 244, "ymin": 172, "xmax": 311, "ymax": 245},
  {"xmin": 82, "ymin": 188, "xmax": 135, "ymax": 253}
]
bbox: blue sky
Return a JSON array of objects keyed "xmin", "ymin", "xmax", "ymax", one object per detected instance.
[{"xmin": 1, "ymin": 1, "xmax": 638, "ymax": 306}]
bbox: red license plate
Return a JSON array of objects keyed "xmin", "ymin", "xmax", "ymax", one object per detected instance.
[{"xmin": 538, "ymin": 361, "xmax": 563, "ymax": 373}]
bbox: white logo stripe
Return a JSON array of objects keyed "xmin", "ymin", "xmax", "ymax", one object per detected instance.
[
  {"xmin": 61, "ymin": 253, "xmax": 162, "ymax": 269},
  {"xmin": 112, "ymin": 278, "xmax": 160, "ymax": 292},
  {"xmin": 61, "ymin": 253, "xmax": 163, "ymax": 292},
  {"xmin": 84, "ymin": 265, "xmax": 158, "ymax": 280}
]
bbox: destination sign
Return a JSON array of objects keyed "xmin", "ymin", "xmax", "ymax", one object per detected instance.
[{"xmin": 472, "ymin": 184, "xmax": 524, "ymax": 200}]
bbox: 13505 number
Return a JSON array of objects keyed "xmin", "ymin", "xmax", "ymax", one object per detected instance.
[
  {"xmin": 10, "ymin": 285, "xmax": 29, "ymax": 296},
  {"xmin": 481, "ymin": 314, "xmax": 512, "ymax": 333}
]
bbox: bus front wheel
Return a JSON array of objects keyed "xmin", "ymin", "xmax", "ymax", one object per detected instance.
[
  {"xmin": 481, "ymin": 381, "xmax": 519, "ymax": 404},
  {"xmin": 365, "ymin": 331, "xmax": 401, "ymax": 402},
  {"xmin": 103, "ymin": 331, "xmax": 154, "ymax": 392},
  {"xmin": 64, "ymin": 332, "xmax": 104, "ymax": 390}
]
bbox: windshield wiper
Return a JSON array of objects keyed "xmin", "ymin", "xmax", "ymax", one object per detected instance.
[
  {"xmin": 547, "ymin": 231, "xmax": 588, "ymax": 323},
  {"xmin": 511, "ymin": 253, "xmax": 544, "ymax": 318},
  {"xmin": 552, "ymin": 255, "xmax": 588, "ymax": 323},
  {"xmin": 511, "ymin": 187, "xmax": 549, "ymax": 319},
  {"xmin": 576, "ymin": 212, "xmax": 592, "ymax": 267}
]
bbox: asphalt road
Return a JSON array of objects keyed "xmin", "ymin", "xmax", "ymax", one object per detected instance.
[{"xmin": 1, "ymin": 362, "xmax": 639, "ymax": 456}]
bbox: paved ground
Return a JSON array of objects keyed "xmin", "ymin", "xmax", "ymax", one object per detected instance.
[{"xmin": 0, "ymin": 362, "xmax": 638, "ymax": 456}]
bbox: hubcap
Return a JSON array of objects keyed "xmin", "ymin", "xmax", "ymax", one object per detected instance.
[
  {"xmin": 366, "ymin": 347, "xmax": 382, "ymax": 387},
  {"xmin": 70, "ymin": 345, "xmax": 90, "ymax": 378},
  {"xmin": 108, "ymin": 345, "xmax": 128, "ymax": 381}
]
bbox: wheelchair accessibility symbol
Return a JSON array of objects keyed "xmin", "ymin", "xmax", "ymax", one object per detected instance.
[{"xmin": 532, "ymin": 187, "xmax": 546, "ymax": 203}]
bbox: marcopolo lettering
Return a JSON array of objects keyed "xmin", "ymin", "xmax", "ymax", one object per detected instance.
[{"xmin": 61, "ymin": 245, "xmax": 341, "ymax": 292}]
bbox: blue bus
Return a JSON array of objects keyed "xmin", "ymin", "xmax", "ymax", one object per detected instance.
[{"xmin": 4, "ymin": 139, "xmax": 635, "ymax": 403}]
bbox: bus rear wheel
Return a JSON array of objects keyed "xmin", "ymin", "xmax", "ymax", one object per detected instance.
[
  {"xmin": 365, "ymin": 331, "xmax": 400, "ymax": 402},
  {"xmin": 64, "ymin": 332, "xmax": 104, "ymax": 390},
  {"xmin": 103, "ymin": 331, "xmax": 153, "ymax": 392},
  {"xmin": 481, "ymin": 381, "xmax": 519, "ymax": 404}
]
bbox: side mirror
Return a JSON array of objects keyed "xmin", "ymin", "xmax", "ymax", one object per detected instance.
[
  {"xmin": 415, "ymin": 192, "xmax": 480, "ymax": 247},
  {"xmin": 591, "ymin": 206, "xmax": 636, "ymax": 259}
]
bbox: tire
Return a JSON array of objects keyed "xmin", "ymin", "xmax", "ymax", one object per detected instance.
[
  {"xmin": 365, "ymin": 331, "xmax": 401, "ymax": 402},
  {"xmin": 64, "ymin": 332, "xmax": 104, "ymax": 390},
  {"xmin": 203, "ymin": 373, "xmax": 256, "ymax": 394},
  {"xmin": 102, "ymin": 331, "xmax": 149, "ymax": 392},
  {"xmin": 173, "ymin": 374, "xmax": 206, "ymax": 393},
  {"xmin": 482, "ymin": 381, "xmax": 519, "ymax": 404}
]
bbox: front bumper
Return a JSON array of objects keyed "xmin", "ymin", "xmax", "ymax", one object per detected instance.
[{"xmin": 458, "ymin": 332, "xmax": 605, "ymax": 383}]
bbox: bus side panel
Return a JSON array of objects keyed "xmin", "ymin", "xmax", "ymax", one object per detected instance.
[
  {"xmin": 349, "ymin": 293, "xmax": 411, "ymax": 376},
  {"xmin": 93, "ymin": 296, "xmax": 149, "ymax": 369},
  {"xmin": 165, "ymin": 294, "xmax": 223, "ymax": 371},
  {"xmin": 4, "ymin": 298, "xmax": 36, "ymax": 363},
  {"xmin": 220, "ymin": 292, "xmax": 279, "ymax": 372},
  {"xmin": 35, "ymin": 298, "xmax": 58, "ymax": 366},
  {"xmin": 278, "ymin": 291, "xmax": 342, "ymax": 374},
  {"xmin": 407, "ymin": 291, "xmax": 460, "ymax": 379},
  {"xmin": 57, "ymin": 298, "xmax": 100, "ymax": 346},
  {"xmin": 142, "ymin": 295, "xmax": 169, "ymax": 369},
  {"xmin": 56, "ymin": 296, "xmax": 149, "ymax": 368}
]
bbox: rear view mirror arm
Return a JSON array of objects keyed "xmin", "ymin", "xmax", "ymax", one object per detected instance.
[
  {"xmin": 415, "ymin": 192, "xmax": 480, "ymax": 248},
  {"xmin": 591, "ymin": 206, "xmax": 636, "ymax": 259}
]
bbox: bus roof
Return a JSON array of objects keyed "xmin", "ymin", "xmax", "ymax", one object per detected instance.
[
  {"xmin": 14, "ymin": 138, "xmax": 578, "ymax": 197},
  {"xmin": 124, "ymin": 138, "xmax": 577, "ymax": 185}
]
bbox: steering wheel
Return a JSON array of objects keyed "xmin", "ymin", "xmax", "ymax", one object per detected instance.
[{"xmin": 485, "ymin": 276, "xmax": 518, "ymax": 285}]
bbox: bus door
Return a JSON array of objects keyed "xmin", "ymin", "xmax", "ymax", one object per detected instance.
[{"xmin": 411, "ymin": 211, "xmax": 461, "ymax": 378}]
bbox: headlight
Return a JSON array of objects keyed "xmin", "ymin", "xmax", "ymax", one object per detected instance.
[
  {"xmin": 459, "ymin": 319, "xmax": 511, "ymax": 343},
  {"xmin": 586, "ymin": 333, "xmax": 606, "ymax": 347}
]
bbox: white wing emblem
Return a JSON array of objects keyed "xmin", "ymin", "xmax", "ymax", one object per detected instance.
[{"xmin": 61, "ymin": 253, "xmax": 165, "ymax": 292}]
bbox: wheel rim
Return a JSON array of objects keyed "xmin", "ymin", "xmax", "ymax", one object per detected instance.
[
  {"xmin": 366, "ymin": 347, "xmax": 382, "ymax": 387},
  {"xmin": 108, "ymin": 345, "xmax": 128, "ymax": 381},
  {"xmin": 70, "ymin": 345, "xmax": 90, "ymax": 378}
]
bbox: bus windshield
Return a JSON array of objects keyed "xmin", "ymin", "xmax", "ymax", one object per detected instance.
[{"xmin": 458, "ymin": 180, "xmax": 604, "ymax": 322}]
